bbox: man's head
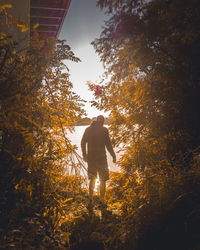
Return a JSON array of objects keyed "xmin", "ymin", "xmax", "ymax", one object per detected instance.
[{"xmin": 96, "ymin": 115, "xmax": 105, "ymax": 126}]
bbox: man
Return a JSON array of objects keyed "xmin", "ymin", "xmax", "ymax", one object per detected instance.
[{"xmin": 81, "ymin": 115, "xmax": 116, "ymax": 200}]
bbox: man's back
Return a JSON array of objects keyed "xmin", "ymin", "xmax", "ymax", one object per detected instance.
[
  {"xmin": 81, "ymin": 122, "xmax": 107, "ymax": 159},
  {"xmin": 81, "ymin": 123, "xmax": 109, "ymax": 161}
]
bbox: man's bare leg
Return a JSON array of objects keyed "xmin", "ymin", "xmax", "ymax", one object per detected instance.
[
  {"xmin": 100, "ymin": 180, "xmax": 106, "ymax": 200},
  {"xmin": 89, "ymin": 177, "xmax": 96, "ymax": 198}
]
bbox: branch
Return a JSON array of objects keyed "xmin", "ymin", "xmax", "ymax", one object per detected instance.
[{"xmin": 44, "ymin": 78, "xmax": 87, "ymax": 173}]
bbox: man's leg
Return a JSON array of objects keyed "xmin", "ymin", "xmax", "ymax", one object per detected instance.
[
  {"xmin": 100, "ymin": 179, "xmax": 106, "ymax": 200},
  {"xmin": 89, "ymin": 176, "xmax": 96, "ymax": 197},
  {"xmin": 99, "ymin": 163, "xmax": 109, "ymax": 200}
]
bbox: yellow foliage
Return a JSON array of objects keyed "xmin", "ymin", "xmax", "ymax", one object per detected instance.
[
  {"xmin": 26, "ymin": 184, "xmax": 32, "ymax": 197},
  {"xmin": 0, "ymin": 32, "xmax": 7, "ymax": 39},
  {"xmin": 62, "ymin": 232, "xmax": 70, "ymax": 245},
  {"xmin": 33, "ymin": 23, "xmax": 39, "ymax": 29},
  {"xmin": 62, "ymin": 198, "xmax": 73, "ymax": 204},
  {"xmin": 17, "ymin": 23, "xmax": 29, "ymax": 32},
  {"xmin": 107, "ymin": 201, "xmax": 122, "ymax": 211},
  {"xmin": 0, "ymin": 4, "xmax": 12, "ymax": 12}
]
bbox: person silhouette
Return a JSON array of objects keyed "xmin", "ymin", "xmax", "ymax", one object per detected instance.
[{"xmin": 81, "ymin": 115, "xmax": 116, "ymax": 200}]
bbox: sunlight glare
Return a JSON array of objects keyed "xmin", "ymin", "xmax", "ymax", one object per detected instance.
[{"xmin": 94, "ymin": 175, "xmax": 100, "ymax": 192}]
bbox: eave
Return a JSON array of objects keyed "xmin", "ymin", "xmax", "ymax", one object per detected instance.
[{"xmin": 30, "ymin": 0, "xmax": 71, "ymax": 38}]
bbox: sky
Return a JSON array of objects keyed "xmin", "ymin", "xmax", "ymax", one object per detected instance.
[{"xmin": 59, "ymin": 0, "xmax": 108, "ymax": 118}]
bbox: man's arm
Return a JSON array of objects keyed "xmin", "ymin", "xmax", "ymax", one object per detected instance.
[
  {"xmin": 105, "ymin": 128, "xmax": 116, "ymax": 163},
  {"xmin": 81, "ymin": 128, "xmax": 88, "ymax": 160}
]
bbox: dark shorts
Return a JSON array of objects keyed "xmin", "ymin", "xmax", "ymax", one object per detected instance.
[{"xmin": 87, "ymin": 159, "xmax": 109, "ymax": 181}]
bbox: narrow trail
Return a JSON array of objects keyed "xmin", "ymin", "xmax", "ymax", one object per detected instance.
[{"xmin": 69, "ymin": 195, "xmax": 123, "ymax": 250}]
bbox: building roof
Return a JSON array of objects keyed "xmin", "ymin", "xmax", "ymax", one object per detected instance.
[{"xmin": 30, "ymin": 0, "xmax": 71, "ymax": 38}]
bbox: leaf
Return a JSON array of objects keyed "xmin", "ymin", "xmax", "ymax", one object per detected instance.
[
  {"xmin": 17, "ymin": 24, "xmax": 29, "ymax": 32},
  {"xmin": 0, "ymin": 4, "xmax": 12, "ymax": 12},
  {"xmin": 0, "ymin": 32, "xmax": 7, "ymax": 39},
  {"xmin": 33, "ymin": 23, "xmax": 39, "ymax": 29},
  {"xmin": 63, "ymin": 198, "xmax": 73, "ymax": 203}
]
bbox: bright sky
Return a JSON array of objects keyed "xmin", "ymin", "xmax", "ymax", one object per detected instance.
[{"xmin": 59, "ymin": 0, "xmax": 108, "ymax": 118}]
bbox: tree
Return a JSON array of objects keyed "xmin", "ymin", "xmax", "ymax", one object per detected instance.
[
  {"xmin": 92, "ymin": 0, "xmax": 200, "ymax": 169},
  {"xmin": 0, "ymin": 6, "xmax": 86, "ymax": 248},
  {"xmin": 90, "ymin": 1, "xmax": 200, "ymax": 248}
]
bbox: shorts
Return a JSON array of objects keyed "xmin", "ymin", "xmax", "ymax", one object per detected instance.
[{"xmin": 87, "ymin": 159, "xmax": 109, "ymax": 181}]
